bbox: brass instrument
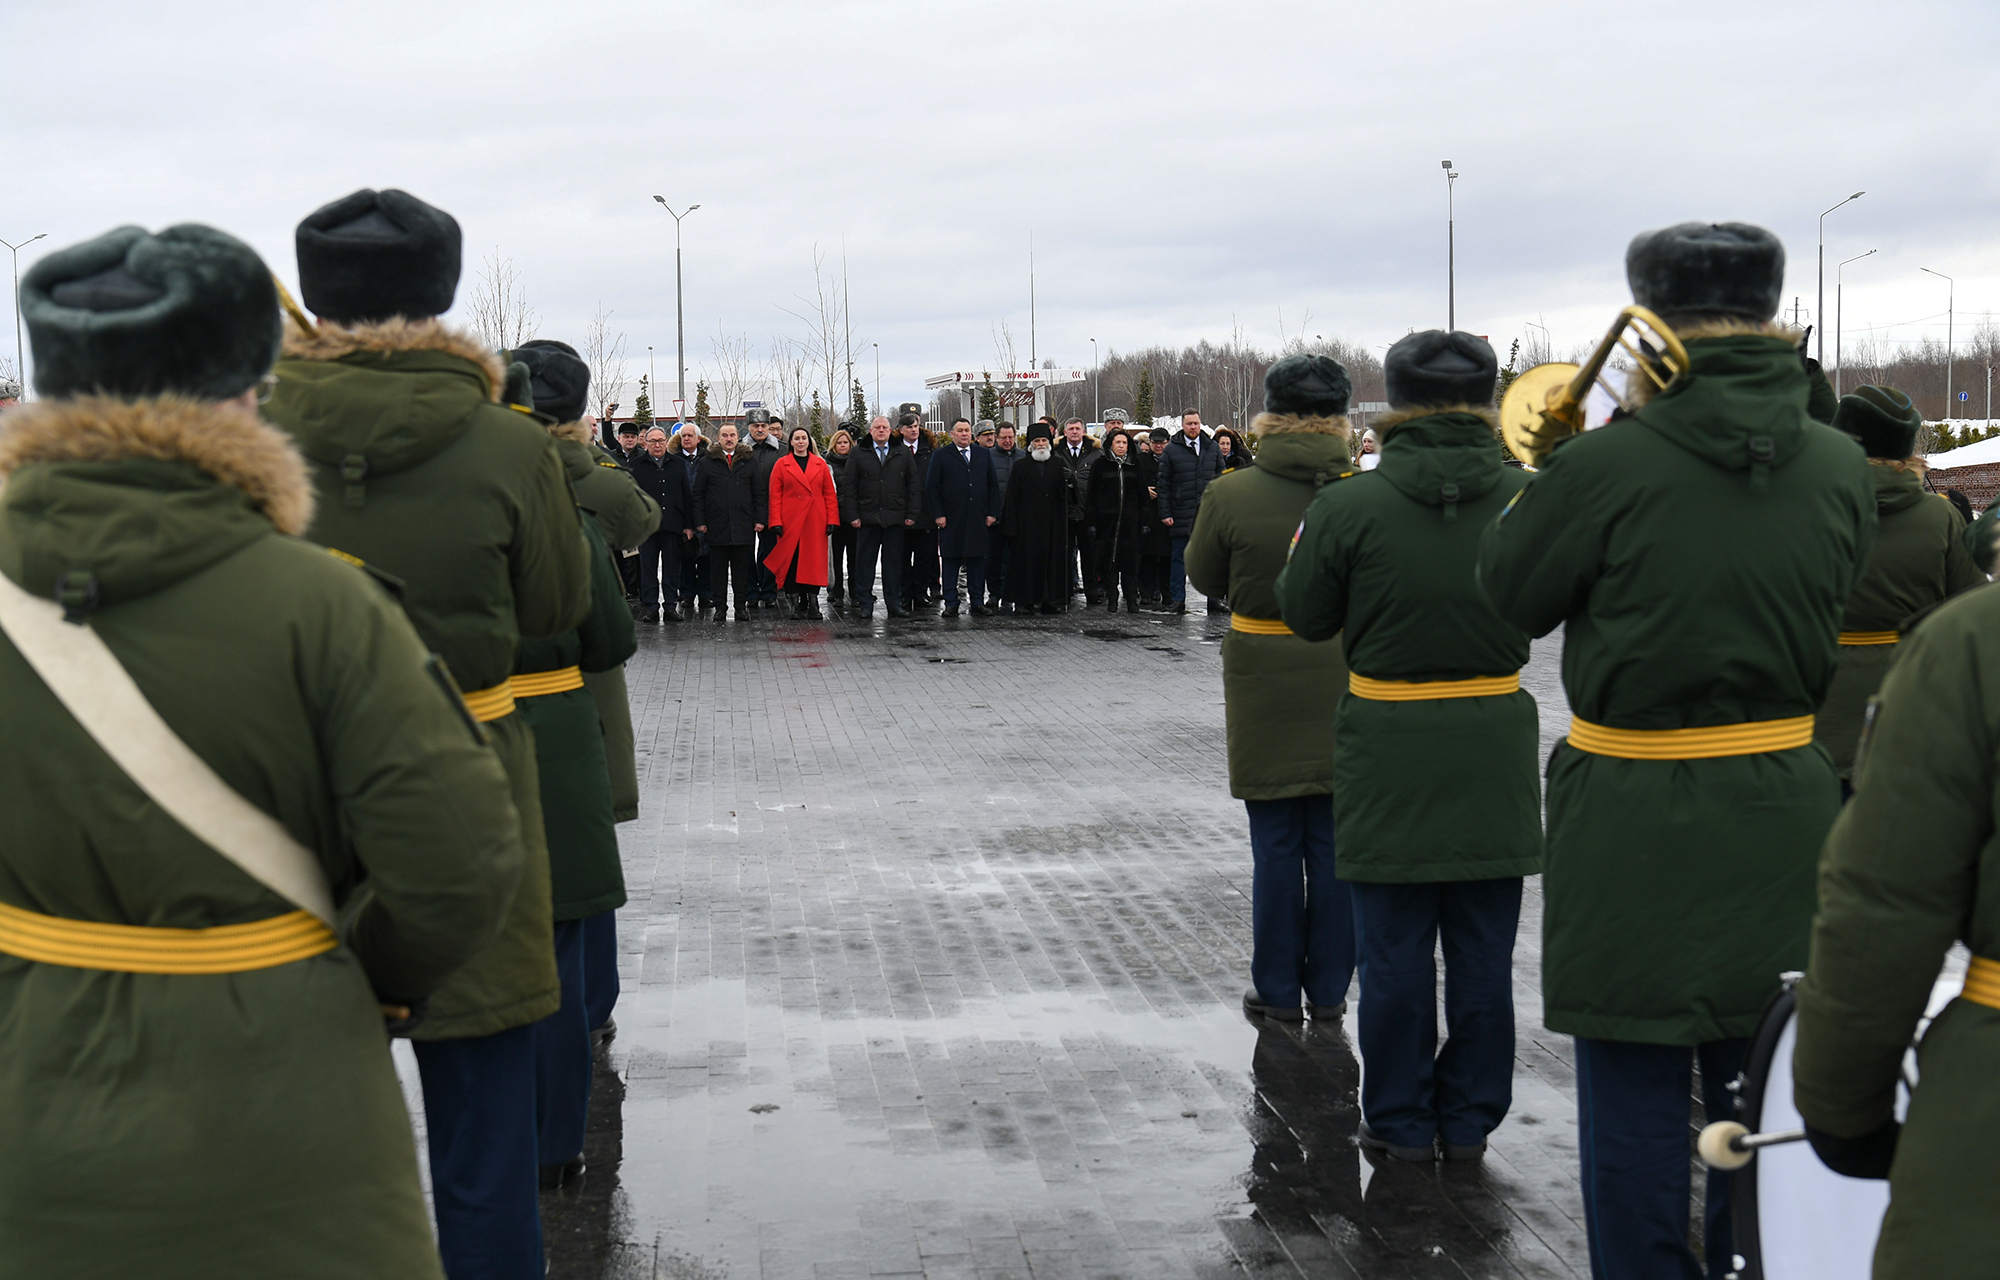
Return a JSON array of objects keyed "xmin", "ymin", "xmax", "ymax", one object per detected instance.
[
  {"xmin": 270, "ymin": 273, "xmax": 316, "ymax": 339},
  {"xmin": 1498, "ymin": 305, "xmax": 1690, "ymax": 468}
]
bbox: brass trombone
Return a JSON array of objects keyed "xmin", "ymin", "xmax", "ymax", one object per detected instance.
[{"xmin": 1498, "ymin": 305, "xmax": 1690, "ymax": 468}]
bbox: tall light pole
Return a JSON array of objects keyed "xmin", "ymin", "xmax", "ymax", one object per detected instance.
[
  {"xmin": 872, "ymin": 342, "xmax": 880, "ymax": 419},
  {"xmin": 1089, "ymin": 337, "xmax": 1099, "ymax": 422},
  {"xmin": 647, "ymin": 346, "xmax": 654, "ymax": 418},
  {"xmin": 651, "ymin": 198, "xmax": 700, "ymax": 414},
  {"xmin": 1835, "ymin": 249, "xmax": 1875, "ymax": 397},
  {"xmin": 2, "ymin": 232, "xmax": 48, "ymax": 398},
  {"xmin": 1817, "ymin": 191, "xmax": 1864, "ymax": 365},
  {"xmin": 1442, "ymin": 161, "xmax": 1458, "ymax": 331},
  {"xmin": 1921, "ymin": 267, "xmax": 1955, "ymax": 421}
]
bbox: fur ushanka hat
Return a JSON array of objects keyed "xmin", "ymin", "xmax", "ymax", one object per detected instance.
[
  {"xmin": 512, "ymin": 340, "xmax": 590, "ymax": 424},
  {"xmin": 1833, "ymin": 385, "xmax": 1922, "ymax": 460},
  {"xmin": 1626, "ymin": 222, "xmax": 1784, "ymax": 322},
  {"xmin": 1264, "ymin": 354, "xmax": 1352, "ymax": 417},
  {"xmin": 23, "ymin": 223, "xmax": 280, "ymax": 400},
  {"xmin": 1383, "ymin": 331, "xmax": 1497, "ymax": 410},
  {"xmin": 296, "ymin": 188, "xmax": 462, "ymax": 324}
]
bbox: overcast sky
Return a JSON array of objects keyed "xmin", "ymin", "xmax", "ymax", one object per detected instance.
[{"xmin": 5, "ymin": 0, "xmax": 1996, "ymax": 409}]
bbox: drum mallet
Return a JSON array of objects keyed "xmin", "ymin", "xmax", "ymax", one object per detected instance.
[{"xmin": 1697, "ymin": 1120, "xmax": 1806, "ymax": 1170}]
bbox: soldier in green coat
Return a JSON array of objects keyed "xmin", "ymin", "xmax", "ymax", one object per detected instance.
[
  {"xmin": 1277, "ymin": 333, "xmax": 1541, "ymax": 1163},
  {"xmin": 1185, "ymin": 355, "xmax": 1355, "ymax": 1026},
  {"xmin": 0, "ymin": 225, "xmax": 524, "ymax": 1279},
  {"xmin": 1477, "ymin": 222, "xmax": 1876, "ymax": 1277},
  {"xmin": 262, "ymin": 189, "xmax": 592, "ymax": 1279},
  {"xmin": 1813, "ymin": 386, "xmax": 1981, "ymax": 787},
  {"xmin": 1793, "ymin": 581, "xmax": 2000, "ymax": 1279}
]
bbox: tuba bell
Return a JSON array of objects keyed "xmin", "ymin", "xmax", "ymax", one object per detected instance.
[{"xmin": 1499, "ymin": 305, "xmax": 1690, "ymax": 468}]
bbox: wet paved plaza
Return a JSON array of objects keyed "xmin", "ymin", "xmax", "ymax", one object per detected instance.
[{"xmin": 526, "ymin": 589, "xmax": 1590, "ymax": 1278}]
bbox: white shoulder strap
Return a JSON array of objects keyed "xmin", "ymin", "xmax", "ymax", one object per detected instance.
[{"xmin": 0, "ymin": 570, "xmax": 336, "ymax": 926}]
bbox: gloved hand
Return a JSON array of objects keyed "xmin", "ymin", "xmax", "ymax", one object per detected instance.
[
  {"xmin": 826, "ymin": 524, "xmax": 839, "ymax": 535},
  {"xmin": 1806, "ymin": 1118, "xmax": 1899, "ymax": 1179},
  {"xmin": 767, "ymin": 526, "xmax": 783, "ymax": 537}
]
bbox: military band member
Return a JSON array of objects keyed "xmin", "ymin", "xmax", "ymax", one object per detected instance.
[
  {"xmin": 1477, "ymin": 222, "xmax": 1876, "ymax": 1276},
  {"xmin": 1793, "ymin": 569, "xmax": 2000, "ymax": 1280},
  {"xmin": 1813, "ymin": 386, "xmax": 1981, "ymax": 793},
  {"xmin": 1276, "ymin": 335, "xmax": 1541, "ymax": 1160},
  {"xmin": 0, "ymin": 224, "xmax": 525, "ymax": 1277},
  {"xmin": 262, "ymin": 188, "xmax": 593, "ymax": 1279},
  {"xmin": 1185, "ymin": 355, "xmax": 1355, "ymax": 1024}
]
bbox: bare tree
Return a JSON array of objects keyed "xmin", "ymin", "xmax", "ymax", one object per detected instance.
[
  {"xmin": 779, "ymin": 245, "xmax": 852, "ymax": 429},
  {"xmin": 464, "ymin": 247, "xmax": 540, "ymax": 350},
  {"xmin": 706, "ymin": 328, "xmax": 760, "ymax": 418},
  {"xmin": 580, "ymin": 304, "xmax": 628, "ymax": 418}
]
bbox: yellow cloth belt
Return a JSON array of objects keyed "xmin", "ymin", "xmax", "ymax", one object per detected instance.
[
  {"xmin": 509, "ymin": 665, "xmax": 585, "ymax": 699},
  {"xmin": 0, "ymin": 900, "xmax": 336, "ymax": 974},
  {"xmin": 460, "ymin": 682, "xmax": 517, "ymax": 723},
  {"xmin": 1349, "ymin": 672, "xmax": 1521, "ymax": 701},
  {"xmin": 1230, "ymin": 615, "xmax": 1294, "ymax": 636},
  {"xmin": 1838, "ymin": 630, "xmax": 1900, "ymax": 646},
  {"xmin": 1567, "ymin": 714, "xmax": 1815, "ymax": 760},
  {"xmin": 1962, "ymin": 956, "xmax": 2000, "ymax": 1011}
]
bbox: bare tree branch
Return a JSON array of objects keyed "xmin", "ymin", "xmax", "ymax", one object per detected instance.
[
  {"xmin": 580, "ymin": 304, "xmax": 628, "ymax": 418},
  {"xmin": 465, "ymin": 247, "xmax": 540, "ymax": 350}
]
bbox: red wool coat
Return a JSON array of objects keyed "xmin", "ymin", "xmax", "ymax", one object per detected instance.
[{"xmin": 763, "ymin": 451, "xmax": 842, "ymax": 587}]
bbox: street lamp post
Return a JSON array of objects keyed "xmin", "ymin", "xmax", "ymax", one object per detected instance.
[
  {"xmin": 647, "ymin": 346, "xmax": 654, "ymax": 418},
  {"xmin": 2, "ymin": 232, "xmax": 48, "ymax": 397},
  {"xmin": 872, "ymin": 342, "xmax": 880, "ymax": 420},
  {"xmin": 1921, "ymin": 267, "xmax": 1955, "ymax": 423},
  {"xmin": 1817, "ymin": 190, "xmax": 1865, "ymax": 365},
  {"xmin": 1089, "ymin": 338, "xmax": 1098, "ymax": 422},
  {"xmin": 651, "ymin": 198, "xmax": 700, "ymax": 414},
  {"xmin": 1835, "ymin": 248, "xmax": 1876, "ymax": 398},
  {"xmin": 1442, "ymin": 161, "xmax": 1458, "ymax": 331}
]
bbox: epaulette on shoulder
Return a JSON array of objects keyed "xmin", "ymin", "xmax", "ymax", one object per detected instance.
[
  {"xmin": 596, "ymin": 459, "xmax": 624, "ymax": 469},
  {"xmin": 325, "ymin": 546, "xmax": 406, "ymax": 599},
  {"xmin": 1313, "ymin": 467, "xmax": 1360, "ymax": 489}
]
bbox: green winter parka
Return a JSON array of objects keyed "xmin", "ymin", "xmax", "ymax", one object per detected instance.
[
  {"xmin": 1793, "ymin": 583, "xmax": 2000, "ymax": 1279},
  {"xmin": 1276, "ymin": 408, "xmax": 1541, "ymax": 883},
  {"xmin": 1477, "ymin": 332, "xmax": 1877, "ymax": 1043},
  {"xmin": 1815, "ymin": 463, "xmax": 1981, "ymax": 776},
  {"xmin": 1184, "ymin": 420, "xmax": 1351, "ymax": 800},
  {"xmin": 556, "ymin": 423, "xmax": 660, "ymax": 824},
  {"xmin": 0, "ymin": 397, "xmax": 527, "ymax": 1278},
  {"xmin": 263, "ymin": 319, "xmax": 593, "ymax": 1039}
]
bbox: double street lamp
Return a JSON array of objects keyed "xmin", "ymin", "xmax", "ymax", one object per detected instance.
[
  {"xmin": 1834, "ymin": 248, "xmax": 1875, "ymax": 398},
  {"xmin": 2, "ymin": 232, "xmax": 48, "ymax": 397},
  {"xmin": 651, "ymin": 197, "xmax": 700, "ymax": 416},
  {"xmin": 1442, "ymin": 161, "xmax": 1459, "ymax": 331},
  {"xmin": 1921, "ymin": 266, "xmax": 1955, "ymax": 421},
  {"xmin": 1817, "ymin": 191, "xmax": 1864, "ymax": 364}
]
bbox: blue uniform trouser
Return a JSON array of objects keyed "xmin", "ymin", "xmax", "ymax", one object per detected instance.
[
  {"xmin": 583, "ymin": 908, "xmax": 619, "ymax": 1032},
  {"xmin": 414, "ymin": 1024, "xmax": 542, "ymax": 1280},
  {"xmin": 1574, "ymin": 1036, "xmax": 1747, "ymax": 1280},
  {"xmin": 941, "ymin": 555, "xmax": 985, "ymax": 607},
  {"xmin": 1350, "ymin": 876, "xmax": 1521, "ymax": 1149},
  {"xmin": 1168, "ymin": 531, "xmax": 1191, "ymax": 604},
  {"xmin": 1245, "ymin": 795, "xmax": 1353, "ymax": 1011},
  {"xmin": 533, "ymin": 919, "xmax": 591, "ymax": 1167}
]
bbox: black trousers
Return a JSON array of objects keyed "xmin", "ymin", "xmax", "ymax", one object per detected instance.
[
  {"xmin": 680, "ymin": 550, "xmax": 709, "ymax": 608},
  {"xmin": 617, "ymin": 548, "xmax": 640, "ymax": 599},
  {"xmin": 754, "ymin": 528, "xmax": 780, "ymax": 602},
  {"xmin": 1093, "ymin": 539, "xmax": 1137, "ymax": 605},
  {"xmin": 941, "ymin": 556, "xmax": 985, "ymax": 606},
  {"xmin": 854, "ymin": 524, "xmax": 905, "ymax": 607},
  {"xmin": 902, "ymin": 526, "xmax": 938, "ymax": 602},
  {"xmin": 709, "ymin": 544, "xmax": 754, "ymax": 611},
  {"xmin": 827, "ymin": 526, "xmax": 856, "ymax": 602},
  {"xmin": 986, "ymin": 536, "xmax": 1010, "ymax": 604},
  {"xmin": 1068, "ymin": 518, "xmax": 1096, "ymax": 596},
  {"xmin": 636, "ymin": 531, "xmax": 678, "ymax": 614}
]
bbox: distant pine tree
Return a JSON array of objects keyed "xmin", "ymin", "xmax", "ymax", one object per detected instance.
[
  {"xmin": 633, "ymin": 376, "xmax": 654, "ymax": 426},
  {"xmin": 694, "ymin": 380, "xmax": 711, "ymax": 433},
  {"xmin": 810, "ymin": 390, "xmax": 823, "ymax": 437},
  {"xmin": 977, "ymin": 380, "xmax": 1000, "ymax": 426},
  {"xmin": 850, "ymin": 379, "xmax": 869, "ymax": 427},
  {"xmin": 1133, "ymin": 367, "xmax": 1154, "ymax": 427}
]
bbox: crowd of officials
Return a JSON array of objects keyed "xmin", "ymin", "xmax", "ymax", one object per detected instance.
[{"xmin": 599, "ymin": 406, "xmax": 1254, "ymax": 622}]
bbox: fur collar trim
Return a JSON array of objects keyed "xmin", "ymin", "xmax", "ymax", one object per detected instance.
[
  {"xmin": 0, "ymin": 395, "xmax": 315, "ymax": 535},
  {"xmin": 1252, "ymin": 411, "xmax": 1351, "ymax": 438},
  {"xmin": 1372, "ymin": 404, "xmax": 1499, "ymax": 435},
  {"xmin": 548, "ymin": 419, "xmax": 594, "ymax": 444},
  {"xmin": 281, "ymin": 318, "xmax": 505, "ymax": 403}
]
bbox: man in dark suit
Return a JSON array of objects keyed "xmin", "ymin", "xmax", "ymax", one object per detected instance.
[
  {"xmin": 671, "ymin": 423, "xmax": 709, "ymax": 617},
  {"xmin": 745, "ymin": 410, "xmax": 785, "ymax": 607},
  {"xmin": 628, "ymin": 425, "xmax": 694, "ymax": 623},
  {"xmin": 897, "ymin": 410, "xmax": 938, "ymax": 607},
  {"xmin": 693, "ymin": 424, "xmax": 760, "ymax": 620},
  {"xmin": 841, "ymin": 415, "xmax": 921, "ymax": 618},
  {"xmin": 925, "ymin": 416, "xmax": 1002, "ymax": 617},
  {"xmin": 1156, "ymin": 408, "xmax": 1224, "ymax": 614}
]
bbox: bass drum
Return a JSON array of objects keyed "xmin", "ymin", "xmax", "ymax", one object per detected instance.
[{"xmin": 1732, "ymin": 962, "xmax": 1961, "ymax": 1280}]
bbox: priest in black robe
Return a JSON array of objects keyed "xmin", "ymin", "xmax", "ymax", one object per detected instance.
[{"xmin": 1000, "ymin": 422, "xmax": 1070, "ymax": 614}]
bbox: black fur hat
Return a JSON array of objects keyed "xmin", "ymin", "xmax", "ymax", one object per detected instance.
[
  {"xmin": 1027, "ymin": 422, "xmax": 1055, "ymax": 442},
  {"xmin": 1833, "ymin": 385, "xmax": 1921, "ymax": 459},
  {"xmin": 23, "ymin": 223, "xmax": 280, "ymax": 400},
  {"xmin": 296, "ymin": 188, "xmax": 462, "ymax": 324},
  {"xmin": 1626, "ymin": 222, "xmax": 1784, "ymax": 321},
  {"xmin": 513, "ymin": 339, "xmax": 589, "ymax": 424},
  {"xmin": 1383, "ymin": 331, "xmax": 1497, "ymax": 409},
  {"xmin": 1264, "ymin": 353, "xmax": 1352, "ymax": 416}
]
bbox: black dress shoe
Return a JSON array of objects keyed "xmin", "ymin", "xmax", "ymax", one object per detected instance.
[
  {"xmin": 1241, "ymin": 987, "xmax": 1304, "ymax": 1022},
  {"xmin": 1166, "ymin": 603, "xmax": 1187, "ymax": 615},
  {"xmin": 1306, "ymin": 1000, "xmax": 1348, "ymax": 1021},
  {"xmin": 589, "ymin": 1017, "xmax": 617, "ymax": 1049},
  {"xmin": 1443, "ymin": 1138, "xmax": 1487, "ymax": 1161},
  {"xmin": 941, "ymin": 603, "xmax": 960, "ymax": 618},
  {"xmin": 887, "ymin": 606, "xmax": 910, "ymax": 618},
  {"xmin": 538, "ymin": 1157, "xmax": 585, "ymax": 1190},
  {"xmin": 735, "ymin": 608, "xmax": 751, "ymax": 621},
  {"xmin": 1358, "ymin": 1121, "xmax": 1437, "ymax": 1163},
  {"xmin": 1207, "ymin": 600, "xmax": 1229, "ymax": 615},
  {"xmin": 969, "ymin": 605, "xmax": 991, "ymax": 617}
]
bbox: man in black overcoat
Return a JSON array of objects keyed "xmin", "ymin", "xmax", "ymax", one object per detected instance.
[
  {"xmin": 1000, "ymin": 422, "xmax": 1070, "ymax": 614},
  {"xmin": 925, "ymin": 416, "xmax": 1002, "ymax": 617},
  {"xmin": 840, "ymin": 415, "xmax": 921, "ymax": 617}
]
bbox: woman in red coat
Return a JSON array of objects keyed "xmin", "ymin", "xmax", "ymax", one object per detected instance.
[{"xmin": 763, "ymin": 425, "xmax": 842, "ymax": 619}]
